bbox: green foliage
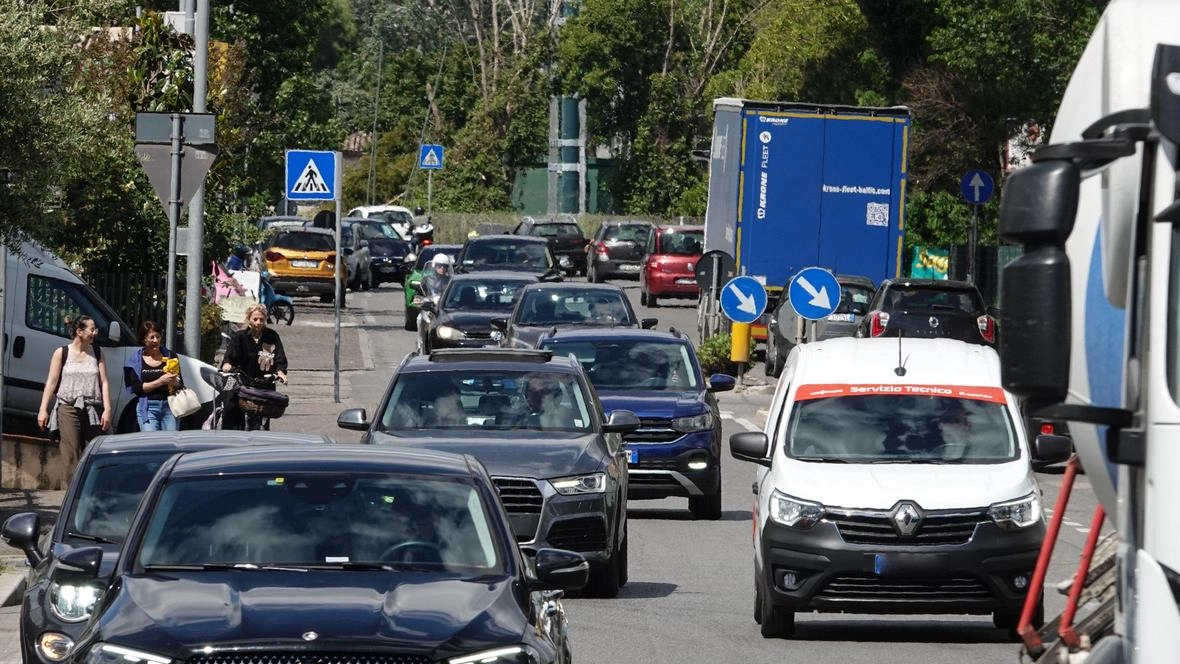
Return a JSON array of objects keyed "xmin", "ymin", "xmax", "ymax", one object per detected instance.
[
  {"xmin": 199, "ymin": 298, "xmax": 224, "ymax": 365},
  {"xmin": 696, "ymin": 333, "xmax": 754, "ymax": 376}
]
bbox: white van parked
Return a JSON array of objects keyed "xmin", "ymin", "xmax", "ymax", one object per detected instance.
[
  {"xmin": 730, "ymin": 337, "xmax": 1071, "ymax": 638},
  {"xmin": 3, "ymin": 243, "xmax": 216, "ymax": 432}
]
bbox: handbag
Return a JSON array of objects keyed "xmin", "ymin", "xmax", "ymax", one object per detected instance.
[{"xmin": 168, "ymin": 388, "xmax": 202, "ymax": 418}]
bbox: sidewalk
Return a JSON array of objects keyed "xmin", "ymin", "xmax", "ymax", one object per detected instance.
[{"xmin": 0, "ymin": 486, "xmax": 65, "ymax": 607}]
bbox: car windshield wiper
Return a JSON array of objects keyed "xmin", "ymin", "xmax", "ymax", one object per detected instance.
[
  {"xmin": 142, "ymin": 563, "xmax": 310, "ymax": 572},
  {"xmin": 871, "ymin": 458, "xmax": 950, "ymax": 464},
  {"xmin": 66, "ymin": 531, "xmax": 117, "ymax": 544},
  {"xmin": 792, "ymin": 456, "xmax": 849, "ymax": 463},
  {"xmin": 309, "ymin": 561, "xmax": 442, "ymax": 573}
]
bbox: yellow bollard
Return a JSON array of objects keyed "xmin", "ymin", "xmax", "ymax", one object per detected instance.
[{"xmin": 730, "ymin": 322, "xmax": 751, "ymax": 363}]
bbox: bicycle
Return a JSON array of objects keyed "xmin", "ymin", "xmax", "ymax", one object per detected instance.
[{"xmin": 201, "ymin": 369, "xmax": 287, "ymax": 431}]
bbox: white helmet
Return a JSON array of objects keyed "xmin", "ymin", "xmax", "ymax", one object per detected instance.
[{"xmin": 432, "ymin": 253, "xmax": 453, "ymax": 266}]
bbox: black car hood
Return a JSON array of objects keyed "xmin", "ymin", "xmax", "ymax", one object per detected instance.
[
  {"xmin": 596, "ymin": 391, "xmax": 704, "ymax": 420},
  {"xmin": 369, "ymin": 431, "xmax": 604, "ymax": 478},
  {"xmin": 97, "ymin": 572, "xmax": 525, "ymax": 659},
  {"xmin": 436, "ymin": 311, "xmax": 511, "ymax": 331},
  {"xmin": 511, "ymin": 323, "xmax": 634, "ymax": 348}
]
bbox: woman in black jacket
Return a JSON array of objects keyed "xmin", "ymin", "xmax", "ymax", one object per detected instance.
[{"xmin": 220, "ymin": 303, "xmax": 288, "ymax": 429}]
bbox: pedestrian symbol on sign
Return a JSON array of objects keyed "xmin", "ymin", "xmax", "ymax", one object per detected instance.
[
  {"xmin": 291, "ymin": 158, "xmax": 330, "ymax": 194},
  {"xmin": 421, "ymin": 148, "xmax": 441, "ymax": 168}
]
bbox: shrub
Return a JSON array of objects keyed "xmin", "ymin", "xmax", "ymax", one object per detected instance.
[
  {"xmin": 697, "ymin": 333, "xmax": 754, "ymax": 376},
  {"xmin": 199, "ymin": 299, "xmax": 223, "ymax": 365}
]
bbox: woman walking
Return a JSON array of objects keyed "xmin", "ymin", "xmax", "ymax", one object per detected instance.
[
  {"xmin": 123, "ymin": 321, "xmax": 182, "ymax": 431},
  {"xmin": 37, "ymin": 315, "xmax": 112, "ymax": 470}
]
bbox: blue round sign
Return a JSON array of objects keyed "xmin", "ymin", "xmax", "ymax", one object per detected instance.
[
  {"xmin": 788, "ymin": 267, "xmax": 840, "ymax": 321},
  {"xmin": 960, "ymin": 169, "xmax": 994, "ymax": 205},
  {"xmin": 719, "ymin": 276, "xmax": 768, "ymax": 324}
]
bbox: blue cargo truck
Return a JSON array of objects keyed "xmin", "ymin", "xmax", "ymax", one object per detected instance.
[{"xmin": 700, "ymin": 98, "xmax": 911, "ymax": 343}]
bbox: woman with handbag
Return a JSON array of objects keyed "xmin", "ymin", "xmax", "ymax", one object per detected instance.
[
  {"xmin": 220, "ymin": 303, "xmax": 288, "ymax": 430},
  {"xmin": 37, "ymin": 315, "xmax": 112, "ymax": 470},
  {"xmin": 123, "ymin": 321, "xmax": 186, "ymax": 431}
]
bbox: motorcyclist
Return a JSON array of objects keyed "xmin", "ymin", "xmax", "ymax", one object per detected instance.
[{"xmin": 419, "ymin": 253, "xmax": 452, "ymax": 300}]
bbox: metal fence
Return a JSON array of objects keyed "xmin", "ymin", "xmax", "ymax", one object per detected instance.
[
  {"xmin": 87, "ymin": 272, "xmax": 170, "ymax": 338},
  {"xmin": 941, "ymin": 244, "xmax": 1023, "ymax": 306}
]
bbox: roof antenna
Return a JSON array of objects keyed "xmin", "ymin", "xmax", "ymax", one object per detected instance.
[{"xmin": 894, "ymin": 333, "xmax": 908, "ymax": 377}]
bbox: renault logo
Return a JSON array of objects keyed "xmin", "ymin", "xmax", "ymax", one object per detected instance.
[
  {"xmin": 890, "ymin": 501, "xmax": 923, "ymax": 536},
  {"xmin": 302, "ymin": 631, "xmax": 319, "ymax": 642},
  {"xmin": 928, "ymin": 316, "xmax": 940, "ymax": 328}
]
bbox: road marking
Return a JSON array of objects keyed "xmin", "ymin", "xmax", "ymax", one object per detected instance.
[{"xmin": 720, "ymin": 411, "xmax": 762, "ymax": 433}]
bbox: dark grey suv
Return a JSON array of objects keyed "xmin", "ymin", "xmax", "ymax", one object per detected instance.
[
  {"xmin": 587, "ymin": 220, "xmax": 653, "ymax": 282},
  {"xmin": 338, "ymin": 348, "xmax": 639, "ymax": 598}
]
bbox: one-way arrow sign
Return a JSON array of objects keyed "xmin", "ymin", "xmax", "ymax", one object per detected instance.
[
  {"xmin": 787, "ymin": 267, "xmax": 840, "ymax": 321},
  {"xmin": 720, "ymin": 276, "xmax": 767, "ymax": 324},
  {"xmin": 959, "ymin": 169, "xmax": 994, "ymax": 205}
]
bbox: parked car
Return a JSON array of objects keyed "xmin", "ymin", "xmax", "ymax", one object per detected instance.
[
  {"xmin": 456, "ymin": 234, "xmax": 563, "ymax": 280},
  {"xmin": 367, "ymin": 236, "xmax": 414, "ymax": 287},
  {"xmin": 855, "ymin": 278, "xmax": 996, "ymax": 347},
  {"xmin": 538, "ymin": 328, "xmax": 735, "ymax": 519},
  {"xmin": 513, "ymin": 215, "xmax": 590, "ymax": 276},
  {"xmin": 587, "ymin": 220, "xmax": 653, "ymax": 282},
  {"xmin": 494, "ymin": 282, "xmax": 656, "ymax": 348},
  {"xmin": 640, "ymin": 225, "xmax": 704, "ymax": 307},
  {"xmin": 419, "ymin": 272, "xmax": 537, "ymax": 352},
  {"xmin": 55, "ymin": 444, "xmax": 587, "ymax": 664},
  {"xmin": 256, "ymin": 215, "xmax": 306, "ymax": 232},
  {"xmin": 337, "ymin": 219, "xmax": 375, "ymax": 291},
  {"xmin": 765, "ymin": 274, "xmax": 875, "ymax": 377},
  {"xmin": 0, "ymin": 431, "xmax": 332, "ymax": 664},
  {"xmin": 404, "ymin": 244, "xmax": 462, "ymax": 331},
  {"xmin": 262, "ymin": 227, "xmax": 347, "ymax": 304},
  {"xmin": 338, "ymin": 348, "xmax": 639, "ymax": 597}
]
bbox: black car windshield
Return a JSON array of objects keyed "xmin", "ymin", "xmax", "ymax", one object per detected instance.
[
  {"xmin": 534, "ymin": 223, "xmax": 582, "ymax": 238},
  {"xmin": 834, "ymin": 285, "xmax": 875, "ymax": 315},
  {"xmin": 886, "ymin": 287, "xmax": 983, "ymax": 314},
  {"xmin": 67, "ymin": 452, "xmax": 175, "ymax": 542},
  {"xmin": 370, "ymin": 238, "xmax": 411, "ymax": 257},
  {"xmin": 542, "ymin": 340, "xmax": 701, "ymax": 391},
  {"xmin": 378, "ymin": 370, "xmax": 592, "ymax": 432},
  {"xmin": 275, "ymin": 232, "xmax": 333, "ymax": 252},
  {"xmin": 414, "ymin": 247, "xmax": 459, "ymax": 270},
  {"xmin": 783, "ymin": 388, "xmax": 1018, "ymax": 464},
  {"xmin": 605, "ymin": 224, "xmax": 651, "ymax": 243},
  {"xmin": 515, "ymin": 289, "xmax": 634, "ymax": 326},
  {"xmin": 461, "ymin": 241, "xmax": 551, "ymax": 271},
  {"xmin": 443, "ymin": 278, "xmax": 529, "ymax": 312},
  {"xmin": 136, "ymin": 474, "xmax": 502, "ymax": 574}
]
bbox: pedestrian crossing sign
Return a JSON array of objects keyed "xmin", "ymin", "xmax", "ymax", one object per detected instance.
[
  {"xmin": 286, "ymin": 150, "xmax": 338, "ymax": 200},
  {"xmin": 418, "ymin": 144, "xmax": 444, "ymax": 170}
]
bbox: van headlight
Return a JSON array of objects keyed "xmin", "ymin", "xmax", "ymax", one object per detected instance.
[
  {"xmin": 989, "ymin": 493, "xmax": 1042, "ymax": 530},
  {"xmin": 550, "ymin": 473, "xmax": 606, "ymax": 495},
  {"xmin": 48, "ymin": 581, "xmax": 102, "ymax": 622},
  {"xmin": 448, "ymin": 645, "xmax": 538, "ymax": 664},
  {"xmin": 436, "ymin": 325, "xmax": 465, "ymax": 340},
  {"xmin": 84, "ymin": 644, "xmax": 172, "ymax": 664},
  {"xmin": 672, "ymin": 412, "xmax": 713, "ymax": 432},
  {"xmin": 768, "ymin": 490, "xmax": 823, "ymax": 529}
]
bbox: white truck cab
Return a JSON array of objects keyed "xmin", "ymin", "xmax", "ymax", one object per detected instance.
[
  {"xmin": 3, "ymin": 243, "xmax": 216, "ymax": 432},
  {"xmin": 731, "ymin": 337, "xmax": 1070, "ymax": 638}
]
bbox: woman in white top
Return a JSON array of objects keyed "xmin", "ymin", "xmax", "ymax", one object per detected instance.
[{"xmin": 37, "ymin": 315, "xmax": 112, "ymax": 471}]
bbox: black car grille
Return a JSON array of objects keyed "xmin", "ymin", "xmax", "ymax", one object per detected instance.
[
  {"xmin": 464, "ymin": 330, "xmax": 494, "ymax": 339},
  {"xmin": 492, "ymin": 477, "xmax": 543, "ymax": 514},
  {"xmin": 546, "ymin": 517, "xmax": 608, "ymax": 552},
  {"xmin": 631, "ymin": 457, "xmax": 680, "ymax": 470},
  {"xmin": 827, "ymin": 509, "xmax": 985, "ymax": 546},
  {"xmin": 624, "ymin": 418, "xmax": 681, "ymax": 443},
  {"xmin": 815, "ymin": 575, "xmax": 990, "ymax": 602},
  {"xmin": 191, "ymin": 655, "xmax": 430, "ymax": 664}
]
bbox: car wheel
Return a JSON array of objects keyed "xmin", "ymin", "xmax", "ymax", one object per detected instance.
[
  {"xmin": 995, "ymin": 594, "xmax": 1044, "ymax": 638},
  {"xmin": 758, "ymin": 575, "xmax": 796, "ymax": 639},
  {"xmin": 753, "ymin": 577, "xmax": 763, "ymax": 624},
  {"xmin": 648, "ymin": 293, "xmax": 659, "ymax": 307},
  {"xmin": 404, "ymin": 311, "xmax": 417, "ymax": 331},
  {"xmin": 589, "ymin": 263, "xmax": 603, "ymax": 283},
  {"xmin": 319, "ymin": 294, "xmax": 333, "ymax": 304},
  {"xmin": 618, "ymin": 526, "xmax": 629, "ymax": 588},
  {"xmin": 640, "ymin": 288, "xmax": 649, "ymax": 306},
  {"xmin": 585, "ymin": 548, "xmax": 622, "ymax": 598},
  {"xmin": 764, "ymin": 333, "xmax": 778, "ymax": 377}
]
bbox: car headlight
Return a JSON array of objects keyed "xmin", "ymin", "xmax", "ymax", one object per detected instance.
[
  {"xmin": 84, "ymin": 644, "xmax": 172, "ymax": 664},
  {"xmin": 672, "ymin": 412, "xmax": 713, "ymax": 432},
  {"xmin": 989, "ymin": 493, "xmax": 1042, "ymax": 530},
  {"xmin": 550, "ymin": 473, "xmax": 606, "ymax": 495},
  {"xmin": 48, "ymin": 581, "xmax": 102, "ymax": 622},
  {"xmin": 36, "ymin": 632, "xmax": 75, "ymax": 662},
  {"xmin": 436, "ymin": 325, "xmax": 465, "ymax": 340},
  {"xmin": 767, "ymin": 490, "xmax": 823, "ymax": 529},
  {"xmin": 448, "ymin": 644, "xmax": 538, "ymax": 664}
]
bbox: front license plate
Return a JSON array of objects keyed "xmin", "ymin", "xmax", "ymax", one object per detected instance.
[
  {"xmin": 675, "ymin": 277, "xmax": 696, "ymax": 284},
  {"xmin": 295, "ymin": 285, "xmax": 309, "ymax": 292},
  {"xmin": 379, "ymin": 265, "xmax": 396, "ymax": 272},
  {"xmin": 619, "ymin": 264, "xmax": 640, "ymax": 271},
  {"xmin": 292, "ymin": 259, "xmax": 318, "ymax": 268},
  {"xmin": 628, "ymin": 450, "xmax": 637, "ymax": 464},
  {"xmin": 867, "ymin": 552, "xmax": 949, "ymax": 576}
]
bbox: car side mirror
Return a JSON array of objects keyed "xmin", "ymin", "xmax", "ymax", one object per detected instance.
[
  {"xmin": 1033, "ymin": 434, "xmax": 1073, "ymax": 464},
  {"xmin": 490, "ymin": 318, "xmax": 508, "ymax": 333},
  {"xmin": 420, "ymin": 300, "xmax": 437, "ymax": 314},
  {"xmin": 527, "ymin": 547, "xmax": 589, "ymax": 591},
  {"xmin": 603, "ymin": 409, "xmax": 641, "ymax": 433},
  {"xmin": 730, "ymin": 431, "xmax": 771, "ymax": 467},
  {"xmin": 59, "ymin": 546, "xmax": 103, "ymax": 578},
  {"xmin": 107, "ymin": 321, "xmax": 122, "ymax": 343},
  {"xmin": 640, "ymin": 318, "xmax": 657, "ymax": 329},
  {"xmin": 1, "ymin": 512, "xmax": 43, "ymax": 565},
  {"xmin": 707, "ymin": 374, "xmax": 736, "ymax": 393},
  {"xmin": 337, "ymin": 408, "xmax": 370, "ymax": 431}
]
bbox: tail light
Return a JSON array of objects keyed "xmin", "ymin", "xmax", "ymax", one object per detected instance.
[
  {"xmin": 869, "ymin": 311, "xmax": 889, "ymax": 337},
  {"xmin": 326, "ymin": 253, "xmax": 336, "ymax": 266},
  {"xmin": 1040, "ymin": 422, "xmax": 1055, "ymax": 435},
  {"xmin": 421, "ymin": 239, "xmax": 433, "ymax": 247},
  {"xmin": 264, "ymin": 250, "xmax": 284, "ymax": 262},
  {"xmin": 595, "ymin": 241, "xmax": 609, "ymax": 256},
  {"xmin": 647, "ymin": 260, "xmax": 662, "ymax": 272},
  {"xmin": 977, "ymin": 314, "xmax": 996, "ymax": 343}
]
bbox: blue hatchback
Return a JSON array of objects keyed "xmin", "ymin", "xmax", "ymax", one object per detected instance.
[{"xmin": 540, "ymin": 328, "xmax": 735, "ymax": 519}]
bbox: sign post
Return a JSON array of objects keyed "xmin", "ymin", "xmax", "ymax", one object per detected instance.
[
  {"xmin": 959, "ymin": 169, "xmax": 995, "ymax": 284},
  {"xmin": 418, "ymin": 144, "xmax": 444, "ymax": 217},
  {"xmin": 286, "ymin": 150, "xmax": 341, "ymax": 400},
  {"xmin": 720, "ymin": 276, "xmax": 768, "ymax": 386}
]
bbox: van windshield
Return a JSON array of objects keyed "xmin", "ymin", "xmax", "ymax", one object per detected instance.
[{"xmin": 784, "ymin": 388, "xmax": 1018, "ymax": 464}]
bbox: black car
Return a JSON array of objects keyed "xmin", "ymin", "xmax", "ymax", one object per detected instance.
[
  {"xmin": 338, "ymin": 348, "xmax": 639, "ymax": 597},
  {"xmin": 586, "ymin": 220, "xmax": 653, "ymax": 282},
  {"xmin": 765, "ymin": 274, "xmax": 876, "ymax": 377},
  {"xmin": 457, "ymin": 234, "xmax": 564, "ymax": 281},
  {"xmin": 855, "ymin": 278, "xmax": 997, "ymax": 347},
  {"xmin": 420, "ymin": 271, "xmax": 538, "ymax": 352},
  {"xmin": 494, "ymin": 282, "xmax": 656, "ymax": 349},
  {"xmin": 368, "ymin": 236, "xmax": 414, "ymax": 286},
  {"xmin": 0, "ymin": 431, "xmax": 332, "ymax": 664},
  {"xmin": 55, "ymin": 445, "xmax": 588, "ymax": 664},
  {"xmin": 513, "ymin": 216, "xmax": 589, "ymax": 277}
]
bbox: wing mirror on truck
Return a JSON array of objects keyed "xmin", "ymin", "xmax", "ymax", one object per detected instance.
[{"xmin": 1034, "ymin": 434, "xmax": 1074, "ymax": 465}]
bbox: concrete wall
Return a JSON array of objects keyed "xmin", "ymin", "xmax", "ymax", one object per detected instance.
[{"xmin": 1, "ymin": 435, "xmax": 71, "ymax": 491}]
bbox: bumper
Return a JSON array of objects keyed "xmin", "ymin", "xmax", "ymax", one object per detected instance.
[
  {"xmin": 597, "ymin": 257, "xmax": 644, "ymax": 277},
  {"xmin": 498, "ymin": 477, "xmax": 614, "ymax": 564},
  {"xmin": 271, "ymin": 276, "xmax": 335, "ymax": 295},
  {"xmin": 371, "ymin": 261, "xmax": 408, "ymax": 282},
  {"xmin": 648, "ymin": 273, "xmax": 700, "ymax": 297},
  {"xmin": 626, "ymin": 431, "xmax": 719, "ymax": 500},
  {"xmin": 429, "ymin": 334, "xmax": 499, "ymax": 349},
  {"xmin": 758, "ymin": 517, "xmax": 1044, "ymax": 615}
]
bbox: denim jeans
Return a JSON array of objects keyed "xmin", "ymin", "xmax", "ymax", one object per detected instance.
[{"xmin": 139, "ymin": 398, "xmax": 178, "ymax": 431}]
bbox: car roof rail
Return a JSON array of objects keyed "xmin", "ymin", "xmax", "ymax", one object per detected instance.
[{"xmin": 428, "ymin": 348, "xmax": 554, "ymax": 363}]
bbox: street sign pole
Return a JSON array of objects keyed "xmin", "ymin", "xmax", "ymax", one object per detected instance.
[
  {"xmin": 427, "ymin": 170, "xmax": 433, "ymax": 219},
  {"xmin": 968, "ymin": 205, "xmax": 979, "ymax": 284},
  {"xmin": 334, "ymin": 153, "xmax": 343, "ymax": 403},
  {"xmin": 165, "ymin": 113, "xmax": 184, "ymax": 349},
  {"xmin": 959, "ymin": 169, "xmax": 994, "ymax": 286},
  {"xmin": 183, "ymin": 0, "xmax": 210, "ymax": 358}
]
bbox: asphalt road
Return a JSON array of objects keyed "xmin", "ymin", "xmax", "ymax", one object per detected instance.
[{"xmin": 0, "ymin": 275, "xmax": 1104, "ymax": 664}]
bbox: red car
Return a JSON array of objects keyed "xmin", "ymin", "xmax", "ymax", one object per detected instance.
[{"xmin": 640, "ymin": 225, "xmax": 704, "ymax": 307}]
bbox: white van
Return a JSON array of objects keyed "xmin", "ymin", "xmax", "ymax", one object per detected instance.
[
  {"xmin": 3, "ymin": 243, "xmax": 216, "ymax": 432},
  {"xmin": 730, "ymin": 337, "xmax": 1071, "ymax": 638}
]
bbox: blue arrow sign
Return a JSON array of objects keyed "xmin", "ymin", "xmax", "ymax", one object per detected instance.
[
  {"xmin": 720, "ymin": 276, "xmax": 768, "ymax": 324},
  {"xmin": 788, "ymin": 267, "xmax": 840, "ymax": 321},
  {"xmin": 418, "ymin": 144, "xmax": 445, "ymax": 170},
  {"xmin": 959, "ymin": 169, "xmax": 994, "ymax": 205},
  {"xmin": 286, "ymin": 150, "xmax": 338, "ymax": 201}
]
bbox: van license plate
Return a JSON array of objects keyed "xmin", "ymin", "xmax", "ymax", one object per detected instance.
[{"xmin": 292, "ymin": 260, "xmax": 318, "ymax": 268}]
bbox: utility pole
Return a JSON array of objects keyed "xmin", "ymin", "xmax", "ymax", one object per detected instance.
[
  {"xmin": 183, "ymin": 0, "xmax": 209, "ymax": 357},
  {"xmin": 548, "ymin": 0, "xmax": 586, "ymax": 216}
]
